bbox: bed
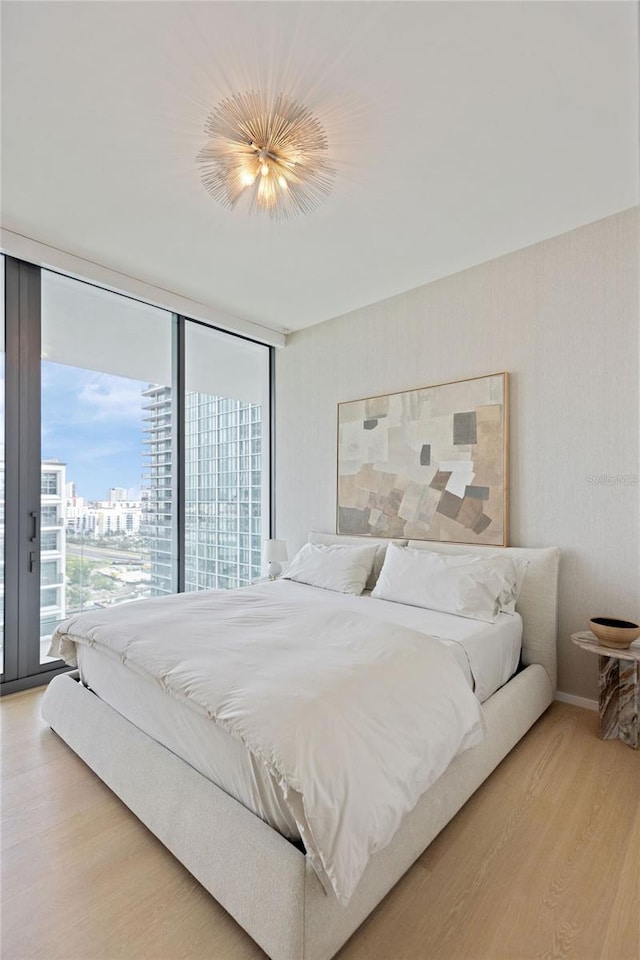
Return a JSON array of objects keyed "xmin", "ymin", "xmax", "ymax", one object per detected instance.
[{"xmin": 41, "ymin": 536, "xmax": 560, "ymax": 960}]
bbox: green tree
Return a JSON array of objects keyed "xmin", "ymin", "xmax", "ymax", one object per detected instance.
[
  {"xmin": 91, "ymin": 574, "xmax": 117, "ymax": 592},
  {"xmin": 65, "ymin": 555, "xmax": 97, "ymax": 610}
]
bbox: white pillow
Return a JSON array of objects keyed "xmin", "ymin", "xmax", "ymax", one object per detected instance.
[
  {"xmin": 307, "ymin": 533, "xmax": 407, "ymax": 591},
  {"xmin": 405, "ymin": 544, "xmax": 528, "ymax": 616},
  {"xmin": 493, "ymin": 555, "xmax": 529, "ymax": 615},
  {"xmin": 283, "ymin": 542, "xmax": 379, "ymax": 595},
  {"xmin": 371, "ymin": 543, "xmax": 515, "ymax": 622}
]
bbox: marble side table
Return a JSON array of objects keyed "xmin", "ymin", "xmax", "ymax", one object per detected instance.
[{"xmin": 571, "ymin": 631, "xmax": 639, "ymax": 749}]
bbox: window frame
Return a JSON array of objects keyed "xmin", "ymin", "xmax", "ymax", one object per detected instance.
[{"xmin": 1, "ymin": 258, "xmax": 274, "ymax": 695}]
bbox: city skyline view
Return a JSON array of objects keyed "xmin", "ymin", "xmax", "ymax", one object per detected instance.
[
  {"xmin": 39, "ymin": 360, "xmax": 267, "ymax": 659},
  {"xmin": 2, "ymin": 256, "xmax": 272, "ymax": 706}
]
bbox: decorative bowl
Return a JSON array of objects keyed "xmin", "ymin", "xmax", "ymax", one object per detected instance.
[{"xmin": 589, "ymin": 617, "xmax": 640, "ymax": 649}]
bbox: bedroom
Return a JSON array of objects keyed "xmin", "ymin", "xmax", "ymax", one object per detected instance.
[{"xmin": 1, "ymin": 1, "xmax": 638, "ymax": 959}]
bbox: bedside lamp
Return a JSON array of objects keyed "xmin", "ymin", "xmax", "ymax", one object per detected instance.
[{"xmin": 264, "ymin": 539, "xmax": 288, "ymax": 580}]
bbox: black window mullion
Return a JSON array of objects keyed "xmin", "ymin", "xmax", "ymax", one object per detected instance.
[
  {"xmin": 4, "ymin": 258, "xmax": 50, "ymax": 680},
  {"xmin": 3, "ymin": 258, "xmax": 21, "ymax": 682},
  {"xmin": 172, "ymin": 315, "xmax": 185, "ymax": 593},
  {"xmin": 269, "ymin": 345, "xmax": 275, "ymax": 538}
]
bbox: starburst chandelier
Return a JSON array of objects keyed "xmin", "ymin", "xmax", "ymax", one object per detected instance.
[{"xmin": 196, "ymin": 91, "xmax": 335, "ymax": 220}]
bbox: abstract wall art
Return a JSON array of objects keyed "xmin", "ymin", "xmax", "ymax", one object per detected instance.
[{"xmin": 337, "ymin": 372, "xmax": 509, "ymax": 546}]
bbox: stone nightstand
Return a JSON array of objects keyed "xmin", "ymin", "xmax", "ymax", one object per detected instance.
[{"xmin": 571, "ymin": 631, "xmax": 639, "ymax": 749}]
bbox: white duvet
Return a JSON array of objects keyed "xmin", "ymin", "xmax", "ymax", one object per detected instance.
[{"xmin": 50, "ymin": 588, "xmax": 485, "ymax": 904}]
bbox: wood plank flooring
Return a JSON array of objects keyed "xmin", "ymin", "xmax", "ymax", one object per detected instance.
[{"xmin": 1, "ymin": 690, "xmax": 638, "ymax": 960}]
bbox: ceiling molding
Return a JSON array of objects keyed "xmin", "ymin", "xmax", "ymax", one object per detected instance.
[{"xmin": 0, "ymin": 228, "xmax": 287, "ymax": 349}]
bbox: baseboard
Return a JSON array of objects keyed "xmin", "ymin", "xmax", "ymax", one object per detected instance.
[{"xmin": 555, "ymin": 690, "xmax": 598, "ymax": 712}]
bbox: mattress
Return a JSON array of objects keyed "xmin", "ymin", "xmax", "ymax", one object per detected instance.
[{"xmin": 76, "ymin": 580, "xmax": 522, "ymax": 840}]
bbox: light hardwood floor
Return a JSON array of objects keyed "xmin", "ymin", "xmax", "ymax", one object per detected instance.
[{"xmin": 1, "ymin": 689, "xmax": 638, "ymax": 960}]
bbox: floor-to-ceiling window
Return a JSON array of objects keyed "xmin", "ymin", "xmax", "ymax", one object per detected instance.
[
  {"xmin": 184, "ymin": 323, "xmax": 270, "ymax": 591},
  {"xmin": 1, "ymin": 257, "xmax": 272, "ymax": 694},
  {"xmin": 39, "ymin": 271, "xmax": 174, "ymax": 662}
]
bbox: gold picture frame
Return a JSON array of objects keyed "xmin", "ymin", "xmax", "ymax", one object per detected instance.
[{"xmin": 337, "ymin": 372, "xmax": 509, "ymax": 546}]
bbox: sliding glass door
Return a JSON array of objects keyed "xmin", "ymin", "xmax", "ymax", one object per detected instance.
[{"xmin": 1, "ymin": 257, "xmax": 272, "ymax": 693}]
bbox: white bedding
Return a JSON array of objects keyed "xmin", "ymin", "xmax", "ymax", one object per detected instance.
[
  {"xmin": 261, "ymin": 581, "xmax": 522, "ymax": 703},
  {"xmin": 74, "ymin": 582, "xmax": 520, "ymax": 844},
  {"xmin": 50, "ymin": 582, "xmax": 487, "ymax": 904}
]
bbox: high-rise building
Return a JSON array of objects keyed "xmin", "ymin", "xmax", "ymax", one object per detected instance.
[
  {"xmin": 184, "ymin": 392, "xmax": 263, "ymax": 592},
  {"xmin": 141, "ymin": 385, "xmax": 263, "ymax": 596},
  {"xmin": 141, "ymin": 385, "xmax": 173, "ymax": 595},
  {"xmin": 40, "ymin": 459, "xmax": 67, "ymax": 630}
]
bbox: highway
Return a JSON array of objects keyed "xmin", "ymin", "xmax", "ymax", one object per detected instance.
[{"xmin": 66, "ymin": 543, "xmax": 145, "ymax": 564}]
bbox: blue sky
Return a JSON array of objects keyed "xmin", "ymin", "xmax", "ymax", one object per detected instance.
[{"xmin": 42, "ymin": 362, "xmax": 146, "ymax": 500}]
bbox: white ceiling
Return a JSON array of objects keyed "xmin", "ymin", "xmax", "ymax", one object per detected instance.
[{"xmin": 1, "ymin": 1, "xmax": 638, "ymax": 335}]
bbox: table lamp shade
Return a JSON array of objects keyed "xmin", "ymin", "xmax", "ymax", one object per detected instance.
[
  {"xmin": 264, "ymin": 539, "xmax": 288, "ymax": 579},
  {"xmin": 264, "ymin": 539, "xmax": 288, "ymax": 562}
]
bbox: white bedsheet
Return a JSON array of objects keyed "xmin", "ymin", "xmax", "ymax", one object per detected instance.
[
  {"xmin": 260, "ymin": 581, "xmax": 522, "ymax": 703},
  {"xmin": 50, "ymin": 584, "xmax": 485, "ymax": 904}
]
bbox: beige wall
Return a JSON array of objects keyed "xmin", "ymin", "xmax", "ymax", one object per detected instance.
[{"xmin": 275, "ymin": 207, "xmax": 639, "ymax": 701}]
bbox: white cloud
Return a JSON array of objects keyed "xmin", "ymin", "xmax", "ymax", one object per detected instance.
[{"xmin": 77, "ymin": 375, "xmax": 145, "ymax": 422}]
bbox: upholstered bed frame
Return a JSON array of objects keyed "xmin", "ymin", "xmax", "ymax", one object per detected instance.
[{"xmin": 41, "ymin": 539, "xmax": 560, "ymax": 960}]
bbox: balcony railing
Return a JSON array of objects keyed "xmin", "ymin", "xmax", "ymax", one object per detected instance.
[{"xmin": 141, "ymin": 455, "xmax": 172, "ymax": 466}]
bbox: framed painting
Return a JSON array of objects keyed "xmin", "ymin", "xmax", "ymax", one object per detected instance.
[{"xmin": 337, "ymin": 372, "xmax": 509, "ymax": 546}]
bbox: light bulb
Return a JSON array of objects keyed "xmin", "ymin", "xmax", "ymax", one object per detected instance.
[
  {"xmin": 261, "ymin": 163, "xmax": 269, "ymax": 177},
  {"xmin": 240, "ymin": 170, "xmax": 255, "ymax": 187},
  {"xmin": 278, "ymin": 176, "xmax": 288, "ymax": 190}
]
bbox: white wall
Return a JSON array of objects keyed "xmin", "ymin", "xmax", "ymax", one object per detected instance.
[{"xmin": 275, "ymin": 207, "xmax": 639, "ymax": 701}]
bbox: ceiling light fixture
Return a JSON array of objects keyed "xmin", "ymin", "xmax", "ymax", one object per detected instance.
[{"xmin": 196, "ymin": 91, "xmax": 335, "ymax": 220}]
